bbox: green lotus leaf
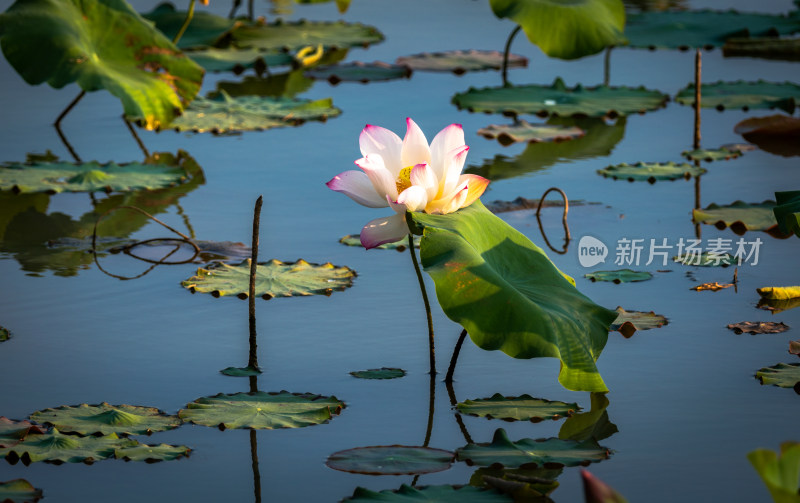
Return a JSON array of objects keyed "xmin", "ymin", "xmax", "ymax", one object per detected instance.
[
  {"xmin": 675, "ymin": 81, "xmax": 800, "ymax": 114},
  {"xmin": 142, "ymin": 2, "xmax": 236, "ymax": 49},
  {"xmin": 29, "ymin": 403, "xmax": 182, "ymax": 436},
  {"xmin": 756, "ymin": 363, "xmax": 800, "ymax": 389},
  {"xmin": 220, "ymin": 365, "xmax": 262, "ymax": 377},
  {"xmin": 682, "ymin": 147, "xmax": 743, "ymax": 162},
  {"xmin": 489, "ymin": 0, "xmax": 625, "ymax": 60},
  {"xmin": 0, "ymin": 158, "xmax": 188, "ymax": 194},
  {"xmin": 181, "ymin": 258, "xmax": 355, "ymax": 299},
  {"xmin": 453, "ymin": 79, "xmax": 668, "ymax": 118},
  {"xmin": 467, "ymin": 117, "xmax": 626, "ymax": 182},
  {"xmin": 167, "ymin": 92, "xmax": 341, "ymax": 133},
  {"xmin": 673, "ymin": 252, "xmax": 734, "ymax": 267},
  {"xmin": 559, "ymin": 392, "xmax": 618, "ymax": 443},
  {"xmin": 114, "ymin": 443, "xmax": 190, "ymax": 462},
  {"xmin": 0, "ymin": 0, "xmax": 204, "ymax": 130},
  {"xmin": 186, "ymin": 48, "xmax": 294, "ymax": 74},
  {"xmin": 470, "ymin": 466, "xmax": 561, "ymax": 498},
  {"xmin": 727, "ymin": 321, "xmax": 789, "ymax": 335},
  {"xmin": 215, "ymin": 72, "xmax": 314, "ymax": 99},
  {"xmin": 0, "ymin": 479, "xmax": 43, "ymax": 503},
  {"xmin": 758, "ymin": 286, "xmax": 800, "ymax": 301},
  {"xmin": 610, "ymin": 307, "xmax": 667, "ymax": 338},
  {"xmin": 774, "ymin": 191, "xmax": 800, "ymax": 237},
  {"xmin": 478, "ymin": 121, "xmax": 585, "ymax": 146},
  {"xmin": 724, "ymin": 37, "xmax": 800, "ymax": 62},
  {"xmin": 349, "ymin": 368, "xmax": 406, "ymax": 379},
  {"xmin": 408, "ymin": 200, "xmax": 618, "ymax": 392},
  {"xmin": 326, "ymin": 446, "xmax": 455, "ymax": 475},
  {"xmin": 178, "ymin": 391, "xmax": 344, "ymax": 429},
  {"xmin": 585, "ymin": 269, "xmax": 652, "ymax": 283},
  {"xmin": 304, "ymin": 62, "xmax": 412, "ymax": 85},
  {"xmin": 456, "ymin": 393, "xmax": 579, "ymax": 422},
  {"xmin": 345, "ymin": 484, "xmax": 512, "ymax": 502},
  {"xmin": 597, "ymin": 162, "xmax": 705, "ymax": 183},
  {"xmin": 229, "ymin": 19, "xmax": 383, "ymax": 52},
  {"xmin": 748, "ymin": 442, "xmax": 800, "ymax": 503},
  {"xmin": 692, "ymin": 201, "xmax": 779, "ymax": 234},
  {"xmin": 456, "ymin": 428, "xmax": 610, "ymax": 469},
  {"xmin": 395, "ymin": 50, "xmax": 527, "ymax": 74},
  {"xmin": 0, "ymin": 326, "xmax": 9, "ymax": 343},
  {"xmin": 0, "ymin": 418, "xmax": 47, "ymax": 448},
  {"xmin": 339, "ymin": 234, "xmax": 419, "ymax": 251},
  {"xmin": 1, "ymin": 428, "xmax": 136, "ymax": 465},
  {"xmin": 625, "ymin": 10, "xmax": 800, "ymax": 50}
]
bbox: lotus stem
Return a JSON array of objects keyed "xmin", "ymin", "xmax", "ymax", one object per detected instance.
[
  {"xmin": 535, "ymin": 187, "xmax": 571, "ymax": 253},
  {"xmin": 444, "ymin": 329, "xmax": 467, "ymax": 384},
  {"xmin": 423, "ymin": 373, "xmax": 435, "ymax": 447},
  {"xmin": 173, "ymin": 0, "xmax": 196, "ymax": 45},
  {"xmin": 445, "ymin": 380, "xmax": 474, "ymax": 444},
  {"xmin": 54, "ymin": 91, "xmax": 86, "ymax": 162},
  {"xmin": 694, "ymin": 49, "xmax": 702, "ymax": 150},
  {"xmin": 250, "ymin": 429, "xmax": 262, "ymax": 503},
  {"xmin": 502, "ymin": 25, "xmax": 522, "ymax": 87},
  {"xmin": 409, "ymin": 233, "xmax": 436, "ymax": 375},
  {"xmin": 249, "ymin": 196, "xmax": 263, "ymax": 371},
  {"xmin": 122, "ymin": 116, "xmax": 150, "ymax": 158},
  {"xmin": 248, "ymin": 0, "xmax": 254, "ymax": 21},
  {"xmin": 175, "ymin": 202, "xmax": 196, "ymax": 239},
  {"xmin": 54, "ymin": 121, "xmax": 82, "ymax": 163},
  {"xmin": 228, "ymin": 0, "xmax": 240, "ymax": 18},
  {"xmin": 604, "ymin": 47, "xmax": 612, "ymax": 86}
]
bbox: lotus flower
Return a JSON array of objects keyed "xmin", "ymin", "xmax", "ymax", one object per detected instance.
[{"xmin": 327, "ymin": 118, "xmax": 489, "ymax": 249}]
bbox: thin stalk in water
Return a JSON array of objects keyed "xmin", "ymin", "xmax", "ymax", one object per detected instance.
[
  {"xmin": 249, "ymin": 196, "xmax": 263, "ymax": 372},
  {"xmin": 122, "ymin": 116, "xmax": 150, "ymax": 158},
  {"xmin": 409, "ymin": 233, "xmax": 436, "ymax": 375},
  {"xmin": 502, "ymin": 25, "xmax": 522, "ymax": 87},
  {"xmin": 445, "ymin": 329, "xmax": 467, "ymax": 384},
  {"xmin": 173, "ymin": 0, "xmax": 196, "ymax": 45},
  {"xmin": 694, "ymin": 49, "xmax": 702, "ymax": 150}
]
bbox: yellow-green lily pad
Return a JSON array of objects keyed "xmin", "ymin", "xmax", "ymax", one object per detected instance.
[
  {"xmin": 610, "ymin": 307, "xmax": 668, "ymax": 338},
  {"xmin": 478, "ymin": 121, "xmax": 585, "ymax": 146},
  {"xmin": 1, "ymin": 428, "xmax": 136, "ymax": 465},
  {"xmin": 30, "ymin": 403, "xmax": 181, "ymax": 436},
  {"xmin": 114, "ymin": 443, "xmax": 191, "ymax": 462},
  {"xmin": 0, "ymin": 479, "xmax": 43, "ymax": 503},
  {"xmin": 692, "ymin": 200, "xmax": 779, "ymax": 234},
  {"xmin": 755, "ymin": 363, "xmax": 800, "ymax": 390},
  {"xmin": 456, "ymin": 394, "xmax": 579, "ymax": 422},
  {"xmin": 395, "ymin": 50, "xmax": 527, "ymax": 74},
  {"xmin": 597, "ymin": 162, "xmax": 705, "ymax": 183}
]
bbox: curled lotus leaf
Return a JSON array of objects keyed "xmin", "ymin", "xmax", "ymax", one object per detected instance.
[
  {"xmin": 229, "ymin": 19, "xmax": 384, "ymax": 52},
  {"xmin": 178, "ymin": 391, "xmax": 344, "ymax": 430},
  {"xmin": 349, "ymin": 368, "xmax": 406, "ymax": 379},
  {"xmin": 181, "ymin": 258, "xmax": 355, "ymax": 299},
  {"xmin": 0, "ymin": 479, "xmax": 43, "ymax": 503},
  {"xmin": 29, "ymin": 403, "xmax": 182, "ymax": 436},
  {"xmin": 456, "ymin": 393, "xmax": 579, "ymax": 422},
  {"xmin": 726, "ymin": 321, "xmax": 790, "ymax": 335},
  {"xmin": 186, "ymin": 48, "xmax": 294, "ymax": 74},
  {"xmin": 114, "ymin": 443, "xmax": 190, "ymax": 462},
  {"xmin": 0, "ymin": 0, "xmax": 204, "ymax": 130},
  {"xmin": 758, "ymin": 286, "xmax": 800, "ymax": 301},
  {"xmin": 345, "ymin": 484, "xmax": 511, "ymax": 502},
  {"xmin": 326, "ymin": 445, "xmax": 455, "ymax": 475},
  {"xmin": 748, "ymin": 442, "xmax": 800, "ymax": 503},
  {"xmin": 142, "ymin": 2, "xmax": 236, "ymax": 49},
  {"xmin": 625, "ymin": 10, "xmax": 800, "ymax": 50},
  {"xmin": 774, "ymin": 191, "xmax": 800, "ymax": 237},
  {"xmin": 0, "ymin": 418, "xmax": 47, "ymax": 448},
  {"xmin": 692, "ymin": 201, "xmax": 780, "ymax": 234},
  {"xmin": 597, "ymin": 162, "xmax": 705, "ymax": 183},
  {"xmin": 0, "ymin": 159, "xmax": 188, "ymax": 194},
  {"xmin": 673, "ymin": 252, "xmax": 734, "ymax": 267},
  {"xmin": 755, "ymin": 363, "xmax": 800, "ymax": 390},
  {"xmin": 1, "ymin": 428, "xmax": 136, "ymax": 465},
  {"xmin": 675, "ymin": 80, "xmax": 800, "ymax": 114},
  {"xmin": 456, "ymin": 428, "xmax": 610, "ymax": 469},
  {"xmin": 610, "ymin": 307, "xmax": 668, "ymax": 338},
  {"xmin": 395, "ymin": 50, "xmax": 527, "ymax": 74},
  {"xmin": 452, "ymin": 78, "xmax": 669, "ymax": 119},
  {"xmin": 0, "ymin": 326, "xmax": 9, "ymax": 343},
  {"xmin": 724, "ymin": 37, "xmax": 800, "ymax": 62},
  {"xmin": 478, "ymin": 121, "xmax": 585, "ymax": 146},
  {"xmin": 304, "ymin": 62, "xmax": 412, "ymax": 85},
  {"xmin": 167, "ymin": 92, "xmax": 341, "ymax": 133},
  {"xmin": 339, "ymin": 233, "xmax": 419, "ymax": 251},
  {"xmin": 682, "ymin": 147, "xmax": 743, "ymax": 162},
  {"xmin": 584, "ymin": 269, "xmax": 652, "ymax": 283},
  {"xmin": 488, "ymin": 0, "xmax": 625, "ymax": 60},
  {"xmin": 691, "ymin": 282, "xmax": 734, "ymax": 292}
]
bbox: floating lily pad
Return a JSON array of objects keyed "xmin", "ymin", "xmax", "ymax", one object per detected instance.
[
  {"xmin": 345, "ymin": 484, "xmax": 512, "ymax": 502},
  {"xmin": 674, "ymin": 252, "xmax": 734, "ymax": 267},
  {"xmin": 167, "ymin": 92, "xmax": 341, "ymax": 133},
  {"xmin": 453, "ymin": 79, "xmax": 668, "ymax": 118},
  {"xmin": 724, "ymin": 37, "xmax": 800, "ymax": 62},
  {"xmin": 756, "ymin": 363, "xmax": 800, "ymax": 390},
  {"xmin": 142, "ymin": 2, "xmax": 235, "ymax": 49},
  {"xmin": 0, "ymin": 326, "xmax": 9, "ymax": 343},
  {"xmin": 691, "ymin": 281, "xmax": 734, "ymax": 292},
  {"xmin": 611, "ymin": 307, "xmax": 668, "ymax": 338},
  {"xmin": 349, "ymin": 368, "xmax": 406, "ymax": 379},
  {"xmin": 229, "ymin": 19, "xmax": 383, "ymax": 52},
  {"xmin": 727, "ymin": 321, "xmax": 790, "ymax": 335},
  {"xmin": 0, "ymin": 479, "xmax": 43, "ymax": 503},
  {"xmin": 597, "ymin": 162, "xmax": 705, "ymax": 183},
  {"xmin": 1, "ymin": 428, "xmax": 136, "ymax": 465},
  {"xmin": 456, "ymin": 429, "xmax": 610, "ymax": 469},
  {"xmin": 748, "ymin": 442, "xmax": 800, "ymax": 503},
  {"xmin": 675, "ymin": 81, "xmax": 800, "ymax": 114},
  {"xmin": 395, "ymin": 50, "xmax": 527, "ymax": 74},
  {"xmin": 0, "ymin": 159, "xmax": 188, "ymax": 194},
  {"xmin": 456, "ymin": 394, "xmax": 578, "ymax": 422},
  {"xmin": 304, "ymin": 62, "xmax": 412, "ymax": 85},
  {"xmin": 326, "ymin": 446, "xmax": 455, "ymax": 475},
  {"xmin": 682, "ymin": 146, "xmax": 743, "ymax": 162},
  {"xmin": 584, "ymin": 269, "xmax": 652, "ymax": 283},
  {"xmin": 774, "ymin": 191, "xmax": 800, "ymax": 237},
  {"xmin": 477, "ymin": 121, "xmax": 585, "ymax": 146},
  {"xmin": 114, "ymin": 443, "xmax": 190, "ymax": 462},
  {"xmin": 339, "ymin": 233, "xmax": 419, "ymax": 251},
  {"xmin": 29, "ymin": 403, "xmax": 181, "ymax": 436},
  {"xmin": 0, "ymin": 418, "xmax": 47, "ymax": 448},
  {"xmin": 178, "ymin": 391, "xmax": 344, "ymax": 429},
  {"xmin": 692, "ymin": 201, "xmax": 779, "ymax": 234},
  {"xmin": 735, "ymin": 116, "xmax": 800, "ymax": 157},
  {"xmin": 625, "ymin": 10, "xmax": 800, "ymax": 50},
  {"xmin": 220, "ymin": 366, "xmax": 262, "ymax": 377},
  {"xmin": 182, "ymin": 258, "xmax": 355, "ymax": 299},
  {"xmin": 186, "ymin": 48, "xmax": 294, "ymax": 74}
]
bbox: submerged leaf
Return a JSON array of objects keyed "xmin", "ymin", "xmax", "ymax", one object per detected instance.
[
  {"xmin": 181, "ymin": 258, "xmax": 355, "ymax": 299},
  {"xmin": 345, "ymin": 484, "xmax": 511, "ymax": 502},
  {"xmin": 304, "ymin": 62, "xmax": 412, "ymax": 85},
  {"xmin": 0, "ymin": 479, "xmax": 43, "ymax": 503},
  {"xmin": 727, "ymin": 321, "xmax": 790, "ymax": 335},
  {"xmin": 748, "ymin": 442, "xmax": 800, "ymax": 503},
  {"xmin": 559, "ymin": 393, "xmax": 618, "ymax": 443},
  {"xmin": 30, "ymin": 403, "xmax": 181, "ymax": 436},
  {"xmin": 675, "ymin": 81, "xmax": 800, "ymax": 114},
  {"xmin": 396, "ymin": 50, "xmax": 527, "ymax": 74},
  {"xmin": 326, "ymin": 446, "xmax": 455, "ymax": 475},
  {"xmin": 756, "ymin": 363, "xmax": 800, "ymax": 390},
  {"xmin": 409, "ymin": 201, "xmax": 618, "ymax": 392},
  {"xmin": 456, "ymin": 394, "xmax": 579, "ymax": 422},
  {"xmin": 692, "ymin": 201, "xmax": 780, "ymax": 234},
  {"xmin": 584, "ymin": 269, "xmax": 652, "ymax": 283},
  {"xmin": 478, "ymin": 121, "xmax": 585, "ymax": 146},
  {"xmin": 597, "ymin": 162, "xmax": 705, "ymax": 183},
  {"xmin": 349, "ymin": 368, "xmax": 406, "ymax": 379}
]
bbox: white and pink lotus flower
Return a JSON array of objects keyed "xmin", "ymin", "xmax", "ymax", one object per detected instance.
[{"xmin": 327, "ymin": 118, "xmax": 490, "ymax": 248}]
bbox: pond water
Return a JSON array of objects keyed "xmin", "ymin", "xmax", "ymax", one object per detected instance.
[{"xmin": 1, "ymin": 0, "xmax": 799, "ymax": 501}]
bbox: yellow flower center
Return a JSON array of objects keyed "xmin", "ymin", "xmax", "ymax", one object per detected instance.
[{"xmin": 395, "ymin": 166, "xmax": 414, "ymax": 194}]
